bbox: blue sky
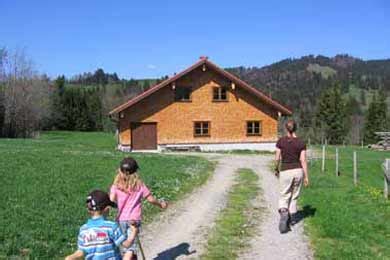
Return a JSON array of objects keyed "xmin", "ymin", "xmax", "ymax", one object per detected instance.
[{"xmin": 1, "ymin": 0, "xmax": 389, "ymax": 79}]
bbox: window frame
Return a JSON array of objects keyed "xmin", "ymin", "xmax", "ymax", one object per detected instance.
[
  {"xmin": 246, "ymin": 121, "xmax": 262, "ymax": 136},
  {"xmin": 193, "ymin": 121, "xmax": 211, "ymax": 137},
  {"xmin": 174, "ymin": 86, "xmax": 192, "ymax": 102},
  {"xmin": 212, "ymin": 87, "xmax": 228, "ymax": 102}
]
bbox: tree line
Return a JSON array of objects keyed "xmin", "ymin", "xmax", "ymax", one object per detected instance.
[
  {"xmin": 1, "ymin": 48, "xmax": 389, "ymax": 144},
  {"xmin": 314, "ymin": 83, "xmax": 388, "ymax": 145},
  {"xmin": 47, "ymin": 73, "xmax": 159, "ymax": 132},
  {"xmin": 0, "ymin": 47, "xmax": 156, "ymax": 137}
]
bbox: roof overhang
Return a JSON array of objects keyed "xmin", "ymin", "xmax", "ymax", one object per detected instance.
[{"xmin": 109, "ymin": 57, "xmax": 292, "ymax": 116}]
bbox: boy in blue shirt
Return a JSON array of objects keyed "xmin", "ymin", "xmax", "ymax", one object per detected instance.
[{"xmin": 65, "ymin": 190, "xmax": 137, "ymax": 260}]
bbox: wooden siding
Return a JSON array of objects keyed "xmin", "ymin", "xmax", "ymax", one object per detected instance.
[{"xmin": 119, "ymin": 67, "xmax": 279, "ymax": 147}]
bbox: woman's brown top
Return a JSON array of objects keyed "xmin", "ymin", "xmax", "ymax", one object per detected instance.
[{"xmin": 276, "ymin": 136, "xmax": 306, "ymax": 171}]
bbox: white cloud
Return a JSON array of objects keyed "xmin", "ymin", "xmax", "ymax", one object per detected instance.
[{"xmin": 147, "ymin": 64, "xmax": 157, "ymax": 69}]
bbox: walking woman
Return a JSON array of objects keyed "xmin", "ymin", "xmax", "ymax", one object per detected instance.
[{"xmin": 275, "ymin": 119, "xmax": 309, "ymax": 233}]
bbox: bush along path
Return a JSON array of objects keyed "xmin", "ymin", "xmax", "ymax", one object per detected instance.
[
  {"xmin": 202, "ymin": 168, "xmax": 260, "ymax": 259},
  {"xmin": 141, "ymin": 154, "xmax": 313, "ymax": 260}
]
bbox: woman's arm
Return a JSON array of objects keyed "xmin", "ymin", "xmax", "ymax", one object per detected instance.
[
  {"xmin": 146, "ymin": 194, "xmax": 167, "ymax": 209},
  {"xmin": 275, "ymin": 148, "xmax": 281, "ymax": 177},
  {"xmin": 300, "ymin": 150, "xmax": 309, "ymax": 187}
]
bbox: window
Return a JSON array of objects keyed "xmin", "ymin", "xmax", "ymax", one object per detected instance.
[
  {"xmin": 194, "ymin": 121, "xmax": 210, "ymax": 137},
  {"xmin": 175, "ymin": 87, "xmax": 191, "ymax": 101},
  {"xmin": 247, "ymin": 121, "xmax": 262, "ymax": 136},
  {"xmin": 213, "ymin": 87, "xmax": 228, "ymax": 101}
]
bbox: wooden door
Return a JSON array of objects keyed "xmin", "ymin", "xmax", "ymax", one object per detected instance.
[{"xmin": 131, "ymin": 122, "xmax": 157, "ymax": 150}]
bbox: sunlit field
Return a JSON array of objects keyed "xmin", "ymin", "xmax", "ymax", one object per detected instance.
[{"xmin": 0, "ymin": 131, "xmax": 213, "ymax": 259}]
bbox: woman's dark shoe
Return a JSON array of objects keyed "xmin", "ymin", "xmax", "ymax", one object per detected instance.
[
  {"xmin": 279, "ymin": 208, "xmax": 290, "ymax": 233},
  {"xmin": 290, "ymin": 213, "xmax": 298, "ymax": 226}
]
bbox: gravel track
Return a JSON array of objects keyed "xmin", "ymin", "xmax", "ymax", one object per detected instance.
[
  {"xmin": 141, "ymin": 154, "xmax": 313, "ymax": 260},
  {"xmin": 240, "ymin": 156, "xmax": 313, "ymax": 260}
]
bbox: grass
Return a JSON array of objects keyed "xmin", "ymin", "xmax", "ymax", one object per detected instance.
[
  {"xmin": 0, "ymin": 131, "xmax": 214, "ymax": 259},
  {"xmin": 202, "ymin": 168, "xmax": 260, "ymax": 259},
  {"xmin": 301, "ymin": 146, "xmax": 390, "ymax": 259}
]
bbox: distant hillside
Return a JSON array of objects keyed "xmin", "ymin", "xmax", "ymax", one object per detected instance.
[
  {"xmin": 54, "ymin": 55, "xmax": 390, "ymax": 142},
  {"xmin": 64, "ymin": 55, "xmax": 390, "ymax": 116},
  {"xmin": 227, "ymin": 54, "xmax": 390, "ymax": 127}
]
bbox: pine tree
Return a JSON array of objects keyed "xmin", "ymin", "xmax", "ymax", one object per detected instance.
[
  {"xmin": 315, "ymin": 83, "xmax": 347, "ymax": 144},
  {"xmin": 377, "ymin": 88, "xmax": 389, "ymax": 130},
  {"xmin": 360, "ymin": 88, "xmax": 366, "ymax": 106},
  {"xmin": 346, "ymin": 94, "xmax": 362, "ymax": 116},
  {"xmin": 85, "ymin": 88, "xmax": 103, "ymax": 131},
  {"xmin": 74, "ymin": 89, "xmax": 89, "ymax": 131},
  {"xmin": 0, "ymin": 85, "xmax": 5, "ymax": 136},
  {"xmin": 364, "ymin": 89, "xmax": 389, "ymax": 143},
  {"xmin": 364, "ymin": 93, "xmax": 379, "ymax": 143},
  {"xmin": 345, "ymin": 95, "xmax": 363, "ymax": 144},
  {"xmin": 50, "ymin": 75, "xmax": 66, "ymax": 129}
]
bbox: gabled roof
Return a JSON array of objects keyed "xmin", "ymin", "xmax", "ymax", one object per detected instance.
[{"xmin": 109, "ymin": 57, "xmax": 292, "ymax": 115}]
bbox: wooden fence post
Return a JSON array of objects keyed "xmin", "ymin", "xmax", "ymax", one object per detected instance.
[
  {"xmin": 353, "ymin": 151, "xmax": 358, "ymax": 186},
  {"xmin": 322, "ymin": 145, "xmax": 326, "ymax": 172},
  {"xmin": 336, "ymin": 147, "xmax": 339, "ymax": 177},
  {"xmin": 384, "ymin": 159, "xmax": 389, "ymax": 199}
]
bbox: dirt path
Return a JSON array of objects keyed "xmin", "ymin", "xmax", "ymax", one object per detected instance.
[
  {"xmin": 240, "ymin": 156, "xmax": 313, "ymax": 260},
  {"xmin": 141, "ymin": 154, "xmax": 313, "ymax": 260}
]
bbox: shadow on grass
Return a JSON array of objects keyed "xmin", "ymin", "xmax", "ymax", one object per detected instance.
[
  {"xmin": 294, "ymin": 205, "xmax": 316, "ymax": 225},
  {"xmin": 154, "ymin": 242, "xmax": 196, "ymax": 260}
]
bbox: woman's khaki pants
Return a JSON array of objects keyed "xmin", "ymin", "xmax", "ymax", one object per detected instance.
[{"xmin": 278, "ymin": 168, "xmax": 304, "ymax": 214}]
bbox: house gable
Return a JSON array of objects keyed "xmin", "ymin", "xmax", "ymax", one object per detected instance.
[{"xmin": 109, "ymin": 57, "xmax": 292, "ymax": 116}]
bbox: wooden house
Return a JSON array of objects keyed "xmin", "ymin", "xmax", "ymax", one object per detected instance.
[{"xmin": 109, "ymin": 57, "xmax": 292, "ymax": 151}]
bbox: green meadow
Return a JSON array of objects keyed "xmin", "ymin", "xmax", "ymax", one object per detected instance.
[
  {"xmin": 0, "ymin": 131, "xmax": 213, "ymax": 259},
  {"xmin": 301, "ymin": 146, "xmax": 390, "ymax": 259}
]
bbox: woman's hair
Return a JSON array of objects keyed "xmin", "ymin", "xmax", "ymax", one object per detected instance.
[
  {"xmin": 113, "ymin": 169, "xmax": 143, "ymax": 192},
  {"xmin": 285, "ymin": 119, "xmax": 297, "ymax": 134}
]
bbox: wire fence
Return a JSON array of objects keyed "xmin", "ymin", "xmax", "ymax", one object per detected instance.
[{"xmin": 307, "ymin": 145, "xmax": 390, "ymax": 199}]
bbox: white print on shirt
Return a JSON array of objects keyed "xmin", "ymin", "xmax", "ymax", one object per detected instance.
[{"xmin": 83, "ymin": 230, "xmax": 109, "ymax": 243}]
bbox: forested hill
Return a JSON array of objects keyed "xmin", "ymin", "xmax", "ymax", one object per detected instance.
[
  {"xmin": 227, "ymin": 54, "xmax": 390, "ymax": 124},
  {"xmin": 2, "ymin": 47, "xmax": 389, "ymax": 144}
]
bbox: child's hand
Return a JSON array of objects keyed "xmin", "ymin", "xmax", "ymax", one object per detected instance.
[
  {"xmin": 130, "ymin": 223, "xmax": 138, "ymax": 233},
  {"xmin": 129, "ymin": 221, "xmax": 139, "ymax": 234},
  {"xmin": 122, "ymin": 222, "xmax": 138, "ymax": 248},
  {"xmin": 122, "ymin": 238, "xmax": 133, "ymax": 248},
  {"xmin": 160, "ymin": 200, "xmax": 168, "ymax": 209}
]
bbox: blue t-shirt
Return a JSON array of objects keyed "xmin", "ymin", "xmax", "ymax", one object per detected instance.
[{"xmin": 77, "ymin": 216, "xmax": 126, "ymax": 260}]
